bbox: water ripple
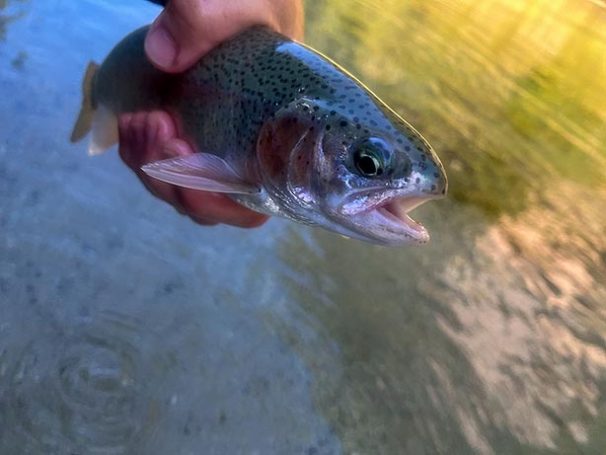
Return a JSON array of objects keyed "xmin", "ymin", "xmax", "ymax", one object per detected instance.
[{"xmin": 2, "ymin": 310, "xmax": 157, "ymax": 455}]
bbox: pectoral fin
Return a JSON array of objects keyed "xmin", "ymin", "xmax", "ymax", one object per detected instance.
[{"xmin": 141, "ymin": 153, "xmax": 260, "ymax": 194}]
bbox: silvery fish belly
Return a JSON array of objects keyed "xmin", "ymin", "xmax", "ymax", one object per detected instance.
[{"xmin": 71, "ymin": 26, "xmax": 447, "ymax": 246}]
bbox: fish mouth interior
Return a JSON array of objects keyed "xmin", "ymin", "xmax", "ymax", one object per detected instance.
[
  {"xmin": 378, "ymin": 197, "xmax": 429, "ymax": 239},
  {"xmin": 348, "ymin": 196, "xmax": 431, "ymax": 244}
]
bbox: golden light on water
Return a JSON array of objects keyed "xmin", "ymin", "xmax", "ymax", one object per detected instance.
[
  {"xmin": 296, "ymin": 2, "xmax": 606, "ymax": 453},
  {"xmin": 307, "ymin": 0, "xmax": 606, "ymax": 220}
]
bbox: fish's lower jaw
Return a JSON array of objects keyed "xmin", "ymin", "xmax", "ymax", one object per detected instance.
[
  {"xmin": 372, "ymin": 206, "xmax": 430, "ymax": 245},
  {"xmin": 380, "ymin": 206, "xmax": 428, "ymax": 236},
  {"xmin": 338, "ymin": 207, "xmax": 429, "ymax": 246},
  {"xmin": 336, "ymin": 196, "xmax": 431, "ymax": 246}
]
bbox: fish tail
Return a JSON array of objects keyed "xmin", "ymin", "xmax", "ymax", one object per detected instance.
[{"xmin": 70, "ymin": 61, "xmax": 99, "ymax": 143}]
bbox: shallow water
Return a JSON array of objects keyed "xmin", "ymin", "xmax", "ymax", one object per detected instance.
[{"xmin": 1, "ymin": 0, "xmax": 605, "ymax": 454}]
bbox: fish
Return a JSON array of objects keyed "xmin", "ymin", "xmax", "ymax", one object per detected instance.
[{"xmin": 71, "ymin": 26, "xmax": 447, "ymax": 246}]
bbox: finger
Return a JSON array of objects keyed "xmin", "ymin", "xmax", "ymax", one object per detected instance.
[
  {"xmin": 119, "ymin": 111, "xmax": 177, "ymax": 169},
  {"xmin": 147, "ymin": 111, "xmax": 176, "ymax": 151},
  {"xmin": 144, "ymin": 0, "xmax": 303, "ymax": 73},
  {"xmin": 131, "ymin": 112, "xmax": 149, "ymax": 151},
  {"xmin": 189, "ymin": 215, "xmax": 219, "ymax": 226},
  {"xmin": 145, "ymin": 0, "xmax": 206, "ymax": 72},
  {"xmin": 161, "ymin": 137, "xmax": 194, "ymax": 158},
  {"xmin": 176, "ymin": 190, "xmax": 269, "ymax": 228},
  {"xmin": 118, "ymin": 113, "xmax": 135, "ymax": 166},
  {"xmin": 118, "ymin": 111, "xmax": 184, "ymax": 210}
]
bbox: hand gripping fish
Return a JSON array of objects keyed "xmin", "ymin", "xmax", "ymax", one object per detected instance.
[{"xmin": 71, "ymin": 26, "xmax": 447, "ymax": 246}]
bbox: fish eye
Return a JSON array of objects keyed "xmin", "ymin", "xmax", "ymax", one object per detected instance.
[{"xmin": 353, "ymin": 138, "xmax": 392, "ymax": 178}]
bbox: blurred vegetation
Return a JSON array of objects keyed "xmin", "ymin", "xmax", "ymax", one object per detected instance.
[
  {"xmin": 305, "ymin": 0, "xmax": 606, "ymax": 218},
  {"xmin": 299, "ymin": 3, "xmax": 606, "ymax": 450}
]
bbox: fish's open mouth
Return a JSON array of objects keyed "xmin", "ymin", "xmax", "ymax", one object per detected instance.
[
  {"xmin": 378, "ymin": 198, "xmax": 429, "ymax": 238},
  {"xmin": 347, "ymin": 197, "xmax": 431, "ymax": 245}
]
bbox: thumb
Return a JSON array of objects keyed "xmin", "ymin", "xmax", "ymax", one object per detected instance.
[{"xmin": 144, "ymin": 2, "xmax": 213, "ymax": 73}]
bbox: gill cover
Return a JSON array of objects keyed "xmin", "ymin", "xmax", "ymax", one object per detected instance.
[{"xmin": 256, "ymin": 99, "xmax": 325, "ymax": 209}]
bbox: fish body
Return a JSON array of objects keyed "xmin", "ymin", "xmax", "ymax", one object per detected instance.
[{"xmin": 72, "ymin": 26, "xmax": 447, "ymax": 245}]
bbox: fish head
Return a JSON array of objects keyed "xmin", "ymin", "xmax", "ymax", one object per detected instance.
[{"xmin": 257, "ymin": 98, "xmax": 447, "ymax": 246}]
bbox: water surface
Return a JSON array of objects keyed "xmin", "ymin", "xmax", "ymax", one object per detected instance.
[{"xmin": 1, "ymin": 0, "xmax": 605, "ymax": 454}]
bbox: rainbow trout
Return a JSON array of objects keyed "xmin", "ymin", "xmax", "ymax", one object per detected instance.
[{"xmin": 71, "ymin": 26, "xmax": 447, "ymax": 245}]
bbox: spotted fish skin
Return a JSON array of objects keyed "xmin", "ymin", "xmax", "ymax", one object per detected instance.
[{"xmin": 84, "ymin": 26, "xmax": 447, "ymax": 245}]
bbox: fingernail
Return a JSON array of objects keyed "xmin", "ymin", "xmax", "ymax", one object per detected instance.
[{"xmin": 145, "ymin": 22, "xmax": 177, "ymax": 69}]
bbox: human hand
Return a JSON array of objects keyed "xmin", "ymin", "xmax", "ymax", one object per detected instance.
[
  {"xmin": 145, "ymin": 0, "xmax": 304, "ymax": 72},
  {"xmin": 118, "ymin": 111, "xmax": 269, "ymax": 227},
  {"xmin": 118, "ymin": 0, "xmax": 303, "ymax": 227}
]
